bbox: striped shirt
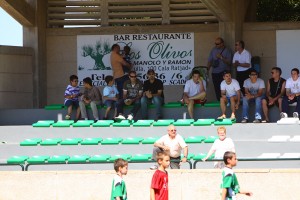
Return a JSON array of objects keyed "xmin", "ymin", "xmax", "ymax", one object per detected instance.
[{"xmin": 64, "ymin": 84, "xmax": 80, "ymax": 103}]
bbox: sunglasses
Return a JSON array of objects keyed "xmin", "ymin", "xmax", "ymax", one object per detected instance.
[
  {"xmin": 215, "ymin": 43, "xmax": 221, "ymax": 45},
  {"xmin": 129, "ymin": 75, "xmax": 136, "ymax": 78},
  {"xmin": 169, "ymin": 129, "xmax": 177, "ymax": 132}
]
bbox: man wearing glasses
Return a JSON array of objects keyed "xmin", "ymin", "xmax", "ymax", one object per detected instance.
[
  {"xmin": 115, "ymin": 70, "xmax": 143, "ymax": 121},
  {"xmin": 150, "ymin": 125, "xmax": 188, "ymax": 170},
  {"xmin": 207, "ymin": 37, "xmax": 233, "ymax": 101},
  {"xmin": 241, "ymin": 69, "xmax": 265, "ymax": 123}
]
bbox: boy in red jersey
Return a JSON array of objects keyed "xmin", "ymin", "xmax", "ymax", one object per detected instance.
[{"xmin": 150, "ymin": 151, "xmax": 170, "ymax": 200}]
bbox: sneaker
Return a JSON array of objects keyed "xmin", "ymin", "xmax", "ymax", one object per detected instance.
[
  {"xmin": 280, "ymin": 112, "xmax": 288, "ymax": 119},
  {"xmin": 115, "ymin": 114, "xmax": 126, "ymax": 120},
  {"xmin": 253, "ymin": 119, "xmax": 261, "ymax": 123},
  {"xmin": 65, "ymin": 114, "xmax": 71, "ymax": 120},
  {"xmin": 241, "ymin": 118, "xmax": 248, "ymax": 123},
  {"xmin": 217, "ymin": 115, "xmax": 226, "ymax": 120},
  {"xmin": 127, "ymin": 114, "xmax": 133, "ymax": 121},
  {"xmin": 150, "ymin": 165, "xmax": 158, "ymax": 170},
  {"xmin": 293, "ymin": 112, "xmax": 299, "ymax": 118}
]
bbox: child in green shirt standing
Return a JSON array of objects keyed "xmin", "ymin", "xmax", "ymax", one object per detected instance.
[
  {"xmin": 111, "ymin": 158, "xmax": 128, "ymax": 200},
  {"xmin": 221, "ymin": 151, "xmax": 252, "ymax": 200}
]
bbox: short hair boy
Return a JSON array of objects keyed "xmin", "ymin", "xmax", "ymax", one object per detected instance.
[
  {"xmin": 103, "ymin": 75, "xmax": 119, "ymax": 120},
  {"xmin": 221, "ymin": 151, "xmax": 252, "ymax": 200},
  {"xmin": 64, "ymin": 75, "xmax": 81, "ymax": 120},
  {"xmin": 150, "ymin": 151, "xmax": 170, "ymax": 200},
  {"xmin": 110, "ymin": 158, "xmax": 128, "ymax": 200}
]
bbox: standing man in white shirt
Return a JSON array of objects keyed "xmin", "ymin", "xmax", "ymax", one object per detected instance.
[
  {"xmin": 281, "ymin": 68, "xmax": 300, "ymax": 118},
  {"xmin": 183, "ymin": 70, "xmax": 206, "ymax": 119},
  {"xmin": 233, "ymin": 40, "xmax": 252, "ymax": 95},
  {"xmin": 218, "ymin": 71, "xmax": 241, "ymax": 120},
  {"xmin": 150, "ymin": 125, "xmax": 188, "ymax": 169}
]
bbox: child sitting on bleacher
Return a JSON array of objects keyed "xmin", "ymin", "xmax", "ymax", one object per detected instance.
[
  {"xmin": 103, "ymin": 75, "xmax": 119, "ymax": 120},
  {"xmin": 64, "ymin": 75, "xmax": 81, "ymax": 120}
]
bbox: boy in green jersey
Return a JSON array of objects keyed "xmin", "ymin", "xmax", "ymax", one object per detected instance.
[
  {"xmin": 221, "ymin": 151, "xmax": 252, "ymax": 200},
  {"xmin": 111, "ymin": 158, "xmax": 128, "ymax": 200}
]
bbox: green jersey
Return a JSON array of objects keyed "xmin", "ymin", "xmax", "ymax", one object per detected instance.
[
  {"xmin": 110, "ymin": 175, "xmax": 127, "ymax": 200},
  {"xmin": 221, "ymin": 167, "xmax": 240, "ymax": 200}
]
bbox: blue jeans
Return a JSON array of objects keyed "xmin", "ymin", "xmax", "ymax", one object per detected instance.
[
  {"xmin": 117, "ymin": 98, "xmax": 141, "ymax": 117},
  {"xmin": 141, "ymin": 96, "xmax": 163, "ymax": 119},
  {"xmin": 242, "ymin": 96, "xmax": 262, "ymax": 120},
  {"xmin": 282, "ymin": 96, "xmax": 300, "ymax": 116}
]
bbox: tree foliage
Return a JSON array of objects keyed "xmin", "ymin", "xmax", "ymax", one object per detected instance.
[{"xmin": 257, "ymin": 0, "xmax": 300, "ymax": 21}]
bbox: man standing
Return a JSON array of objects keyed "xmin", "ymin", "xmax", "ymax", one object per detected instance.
[
  {"xmin": 110, "ymin": 44, "xmax": 132, "ymax": 99},
  {"xmin": 262, "ymin": 67, "xmax": 286, "ymax": 122},
  {"xmin": 241, "ymin": 69, "xmax": 265, "ymax": 123},
  {"xmin": 183, "ymin": 70, "xmax": 206, "ymax": 119},
  {"xmin": 281, "ymin": 68, "xmax": 300, "ymax": 118},
  {"xmin": 150, "ymin": 125, "xmax": 188, "ymax": 169},
  {"xmin": 233, "ymin": 40, "xmax": 252, "ymax": 95},
  {"xmin": 115, "ymin": 70, "xmax": 143, "ymax": 121},
  {"xmin": 141, "ymin": 69, "xmax": 164, "ymax": 120},
  {"xmin": 207, "ymin": 37, "xmax": 232, "ymax": 100},
  {"xmin": 218, "ymin": 71, "xmax": 241, "ymax": 120}
]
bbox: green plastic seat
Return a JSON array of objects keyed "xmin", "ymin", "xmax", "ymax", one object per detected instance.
[
  {"xmin": 109, "ymin": 154, "xmax": 132, "ymax": 161},
  {"xmin": 132, "ymin": 120, "xmax": 154, "ymax": 127},
  {"xmin": 44, "ymin": 104, "xmax": 64, "ymax": 110},
  {"xmin": 181, "ymin": 153, "xmax": 195, "ymax": 160},
  {"xmin": 20, "ymin": 138, "xmax": 42, "ymax": 146},
  {"xmin": 72, "ymin": 120, "xmax": 94, "ymax": 127},
  {"xmin": 121, "ymin": 137, "xmax": 144, "ymax": 144},
  {"xmin": 153, "ymin": 119, "xmax": 174, "ymax": 126},
  {"xmin": 163, "ymin": 103, "xmax": 182, "ymax": 108},
  {"xmin": 61, "ymin": 138, "xmax": 83, "ymax": 145},
  {"xmin": 40, "ymin": 138, "xmax": 62, "ymax": 146},
  {"xmin": 68, "ymin": 155, "xmax": 90, "ymax": 163},
  {"xmin": 193, "ymin": 153, "xmax": 215, "ymax": 160},
  {"xmin": 130, "ymin": 154, "xmax": 152, "ymax": 161},
  {"xmin": 101, "ymin": 137, "xmax": 123, "ymax": 145},
  {"xmin": 184, "ymin": 136, "xmax": 206, "ymax": 143},
  {"xmin": 47, "ymin": 155, "xmax": 70, "ymax": 164},
  {"xmin": 193, "ymin": 119, "xmax": 215, "ymax": 126},
  {"xmin": 89, "ymin": 154, "xmax": 111, "ymax": 163},
  {"xmin": 141, "ymin": 137, "xmax": 159, "ymax": 144},
  {"xmin": 92, "ymin": 120, "xmax": 114, "ymax": 127},
  {"xmin": 173, "ymin": 119, "xmax": 194, "ymax": 126},
  {"xmin": 213, "ymin": 119, "xmax": 232, "ymax": 126},
  {"xmin": 7, "ymin": 156, "xmax": 29, "ymax": 164},
  {"xmin": 204, "ymin": 101, "xmax": 220, "ymax": 107},
  {"xmin": 27, "ymin": 156, "xmax": 50, "ymax": 164},
  {"xmin": 113, "ymin": 120, "xmax": 131, "ymax": 127},
  {"xmin": 204, "ymin": 136, "xmax": 218, "ymax": 143},
  {"xmin": 81, "ymin": 138, "xmax": 102, "ymax": 145},
  {"xmin": 52, "ymin": 120, "xmax": 74, "ymax": 127},
  {"xmin": 32, "ymin": 120, "xmax": 55, "ymax": 127}
]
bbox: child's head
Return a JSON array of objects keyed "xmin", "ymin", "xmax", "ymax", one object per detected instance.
[
  {"xmin": 156, "ymin": 151, "xmax": 170, "ymax": 169},
  {"xmin": 114, "ymin": 158, "xmax": 128, "ymax": 175},
  {"xmin": 124, "ymin": 45, "xmax": 131, "ymax": 55},
  {"xmin": 69, "ymin": 75, "xmax": 78, "ymax": 87},
  {"xmin": 105, "ymin": 75, "xmax": 114, "ymax": 86},
  {"xmin": 83, "ymin": 77, "xmax": 93, "ymax": 88},
  {"xmin": 217, "ymin": 126, "xmax": 227, "ymax": 141},
  {"xmin": 223, "ymin": 151, "xmax": 237, "ymax": 167}
]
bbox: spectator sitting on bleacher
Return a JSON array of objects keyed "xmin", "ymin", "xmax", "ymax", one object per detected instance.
[
  {"xmin": 241, "ymin": 69, "xmax": 265, "ymax": 123},
  {"xmin": 218, "ymin": 71, "xmax": 240, "ymax": 120},
  {"xmin": 103, "ymin": 75, "xmax": 119, "ymax": 120},
  {"xmin": 262, "ymin": 67, "xmax": 286, "ymax": 123},
  {"xmin": 141, "ymin": 69, "xmax": 164, "ymax": 120},
  {"xmin": 183, "ymin": 70, "xmax": 206, "ymax": 119},
  {"xmin": 281, "ymin": 68, "xmax": 300, "ymax": 119},
  {"xmin": 115, "ymin": 70, "xmax": 143, "ymax": 121},
  {"xmin": 202, "ymin": 126, "xmax": 235, "ymax": 169},
  {"xmin": 64, "ymin": 75, "xmax": 81, "ymax": 120},
  {"xmin": 79, "ymin": 77, "xmax": 102, "ymax": 122}
]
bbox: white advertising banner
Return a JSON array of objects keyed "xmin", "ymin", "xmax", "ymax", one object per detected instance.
[{"xmin": 77, "ymin": 33, "xmax": 194, "ymax": 86}]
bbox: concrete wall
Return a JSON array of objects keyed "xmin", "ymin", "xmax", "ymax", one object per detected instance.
[
  {"xmin": 0, "ymin": 46, "xmax": 34, "ymax": 108},
  {"xmin": 0, "ymin": 169, "xmax": 299, "ymax": 200}
]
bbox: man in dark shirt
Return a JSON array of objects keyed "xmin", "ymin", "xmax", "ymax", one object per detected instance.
[{"xmin": 141, "ymin": 69, "xmax": 164, "ymax": 120}]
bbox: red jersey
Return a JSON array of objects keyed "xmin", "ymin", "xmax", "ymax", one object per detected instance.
[{"xmin": 151, "ymin": 170, "xmax": 168, "ymax": 200}]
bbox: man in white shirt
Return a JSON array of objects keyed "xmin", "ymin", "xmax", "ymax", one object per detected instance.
[
  {"xmin": 218, "ymin": 71, "xmax": 241, "ymax": 120},
  {"xmin": 151, "ymin": 125, "xmax": 188, "ymax": 169},
  {"xmin": 183, "ymin": 70, "xmax": 206, "ymax": 119},
  {"xmin": 242, "ymin": 69, "xmax": 265, "ymax": 123},
  {"xmin": 281, "ymin": 68, "xmax": 300, "ymax": 118}
]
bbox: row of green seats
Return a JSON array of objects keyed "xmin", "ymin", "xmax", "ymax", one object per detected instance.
[
  {"xmin": 20, "ymin": 136, "xmax": 218, "ymax": 146},
  {"xmin": 32, "ymin": 118, "xmax": 234, "ymax": 128},
  {"xmin": 7, "ymin": 153, "xmax": 214, "ymax": 165}
]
